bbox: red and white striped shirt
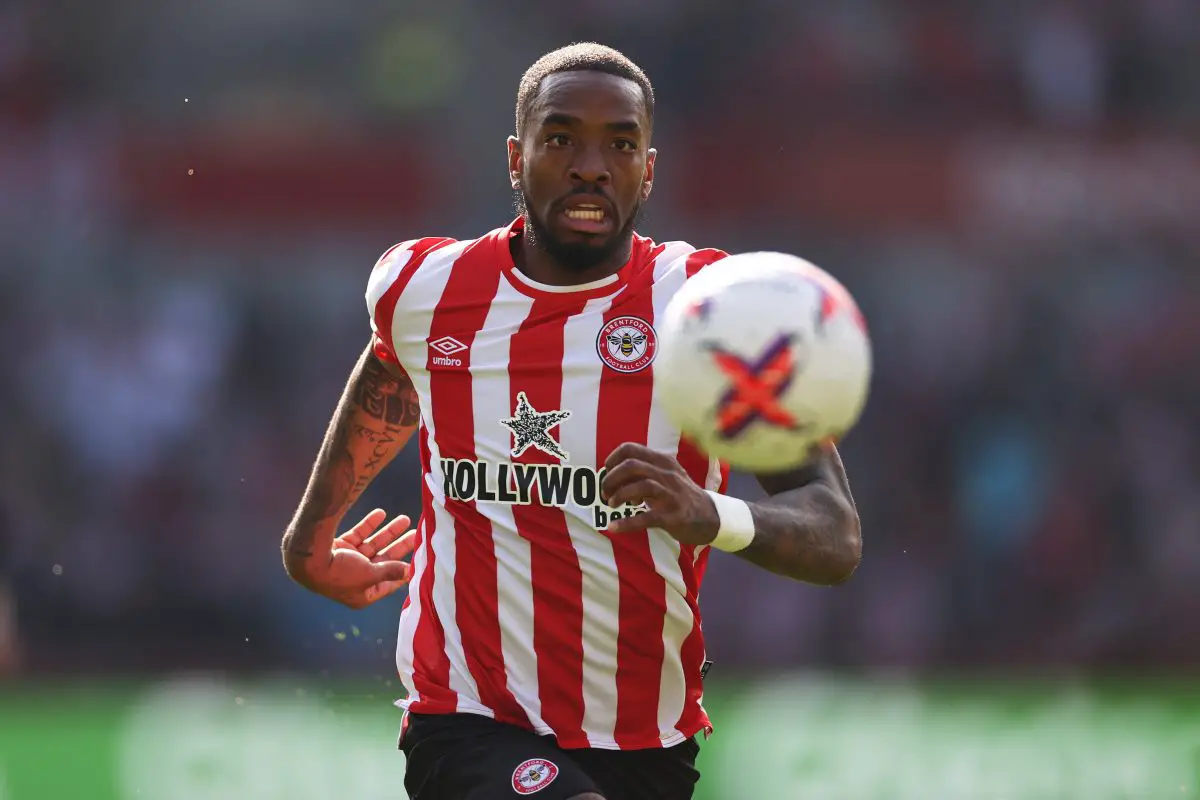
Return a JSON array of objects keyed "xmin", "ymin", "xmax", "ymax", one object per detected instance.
[{"xmin": 366, "ymin": 217, "xmax": 730, "ymax": 750}]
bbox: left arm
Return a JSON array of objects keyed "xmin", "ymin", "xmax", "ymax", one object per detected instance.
[
  {"xmin": 602, "ymin": 443, "xmax": 862, "ymax": 586},
  {"xmin": 737, "ymin": 446, "xmax": 861, "ymax": 585}
]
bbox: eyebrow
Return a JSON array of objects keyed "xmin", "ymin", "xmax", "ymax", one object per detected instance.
[{"xmin": 541, "ymin": 112, "xmax": 642, "ymax": 133}]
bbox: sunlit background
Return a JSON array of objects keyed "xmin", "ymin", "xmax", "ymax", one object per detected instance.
[{"xmin": 2, "ymin": 1, "xmax": 1199, "ymax": 798}]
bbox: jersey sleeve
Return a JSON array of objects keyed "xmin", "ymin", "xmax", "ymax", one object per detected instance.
[
  {"xmin": 365, "ymin": 241, "xmax": 416, "ymax": 366},
  {"xmin": 365, "ymin": 237, "xmax": 455, "ymax": 367},
  {"xmin": 681, "ymin": 247, "xmax": 729, "ymax": 279}
]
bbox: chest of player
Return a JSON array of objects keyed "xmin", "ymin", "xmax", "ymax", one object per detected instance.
[
  {"xmin": 397, "ymin": 278, "xmax": 676, "ymax": 470},
  {"xmin": 409, "ymin": 291, "xmax": 659, "ymax": 390}
]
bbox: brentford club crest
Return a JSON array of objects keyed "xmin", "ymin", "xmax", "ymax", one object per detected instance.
[
  {"xmin": 597, "ymin": 316, "xmax": 657, "ymax": 373},
  {"xmin": 511, "ymin": 758, "xmax": 559, "ymax": 795}
]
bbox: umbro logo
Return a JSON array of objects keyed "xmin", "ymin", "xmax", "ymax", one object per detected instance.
[
  {"xmin": 430, "ymin": 336, "xmax": 467, "ymax": 356},
  {"xmin": 429, "ymin": 335, "xmax": 468, "ymax": 367}
]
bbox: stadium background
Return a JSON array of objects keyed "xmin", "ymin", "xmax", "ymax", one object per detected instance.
[{"xmin": 1, "ymin": 1, "xmax": 1198, "ymax": 797}]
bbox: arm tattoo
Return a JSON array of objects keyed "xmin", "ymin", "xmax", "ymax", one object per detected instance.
[
  {"xmin": 355, "ymin": 427, "xmax": 404, "ymax": 494},
  {"xmin": 353, "ymin": 356, "xmax": 421, "ymax": 427},
  {"xmin": 736, "ymin": 449, "xmax": 862, "ymax": 585},
  {"xmin": 305, "ymin": 421, "xmax": 357, "ymax": 525},
  {"xmin": 282, "ymin": 342, "xmax": 420, "ymax": 565}
]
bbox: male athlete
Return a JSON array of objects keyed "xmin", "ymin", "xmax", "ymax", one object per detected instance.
[{"xmin": 281, "ymin": 43, "xmax": 862, "ymax": 800}]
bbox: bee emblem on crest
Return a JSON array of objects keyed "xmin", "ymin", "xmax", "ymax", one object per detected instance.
[{"xmin": 597, "ymin": 316, "xmax": 657, "ymax": 373}]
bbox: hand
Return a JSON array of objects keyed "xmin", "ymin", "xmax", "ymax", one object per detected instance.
[
  {"xmin": 600, "ymin": 443, "xmax": 720, "ymax": 545},
  {"xmin": 300, "ymin": 509, "xmax": 417, "ymax": 609}
]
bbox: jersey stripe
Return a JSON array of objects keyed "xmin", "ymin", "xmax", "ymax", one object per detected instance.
[
  {"xmin": 596, "ymin": 244, "xmax": 669, "ymax": 749},
  {"xmin": 425, "ymin": 238, "xmax": 527, "ymax": 724},
  {"xmin": 558, "ymin": 295, "xmax": 624, "ymax": 748},
  {"xmin": 683, "ymin": 247, "xmax": 727, "ymax": 278},
  {"xmin": 400, "ymin": 423, "xmax": 456, "ymax": 710},
  {"xmin": 507, "ymin": 292, "xmax": 591, "ymax": 746},
  {"xmin": 668, "ymin": 247, "xmax": 730, "ymax": 737},
  {"xmin": 672, "ymin": 439, "xmax": 716, "ymax": 737},
  {"xmin": 468, "ymin": 279, "xmax": 548, "ymax": 732},
  {"xmin": 644, "ymin": 246, "xmax": 713, "ymax": 744}
]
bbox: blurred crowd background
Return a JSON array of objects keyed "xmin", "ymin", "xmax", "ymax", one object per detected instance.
[{"xmin": 2, "ymin": 0, "xmax": 1198, "ymax": 681}]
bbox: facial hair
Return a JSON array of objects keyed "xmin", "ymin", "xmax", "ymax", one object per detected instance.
[{"xmin": 514, "ymin": 188, "xmax": 644, "ymax": 274}]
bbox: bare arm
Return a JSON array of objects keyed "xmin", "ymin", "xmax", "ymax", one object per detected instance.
[
  {"xmin": 739, "ymin": 445, "xmax": 862, "ymax": 585},
  {"xmin": 281, "ymin": 341, "xmax": 420, "ymax": 586},
  {"xmin": 603, "ymin": 443, "xmax": 862, "ymax": 587}
]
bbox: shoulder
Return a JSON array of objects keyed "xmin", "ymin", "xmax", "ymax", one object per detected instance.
[
  {"xmin": 641, "ymin": 236, "xmax": 730, "ymax": 280},
  {"xmin": 365, "ymin": 236, "xmax": 459, "ymax": 314},
  {"xmin": 365, "ymin": 221, "xmax": 520, "ymax": 312}
]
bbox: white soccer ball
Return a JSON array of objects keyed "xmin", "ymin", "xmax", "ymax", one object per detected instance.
[{"xmin": 656, "ymin": 252, "xmax": 872, "ymax": 473}]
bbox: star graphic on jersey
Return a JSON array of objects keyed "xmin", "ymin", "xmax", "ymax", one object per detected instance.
[{"xmin": 501, "ymin": 392, "xmax": 572, "ymax": 460}]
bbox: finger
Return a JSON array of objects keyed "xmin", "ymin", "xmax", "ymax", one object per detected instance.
[
  {"xmin": 357, "ymin": 514, "xmax": 412, "ymax": 558},
  {"xmin": 608, "ymin": 509, "xmax": 665, "ymax": 534},
  {"xmin": 372, "ymin": 529, "xmax": 418, "ymax": 563},
  {"xmin": 607, "ymin": 478, "xmax": 669, "ymax": 510},
  {"xmin": 337, "ymin": 508, "xmax": 388, "ymax": 548},
  {"xmin": 605, "ymin": 442, "xmax": 659, "ymax": 472},
  {"xmin": 601, "ymin": 459, "xmax": 660, "ymax": 504},
  {"xmin": 362, "ymin": 579, "xmax": 409, "ymax": 604},
  {"xmin": 371, "ymin": 559, "xmax": 412, "ymax": 583},
  {"xmin": 608, "ymin": 442, "xmax": 679, "ymax": 471}
]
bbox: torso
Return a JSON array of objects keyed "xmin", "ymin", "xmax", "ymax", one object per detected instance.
[{"xmin": 366, "ymin": 217, "xmax": 729, "ymax": 749}]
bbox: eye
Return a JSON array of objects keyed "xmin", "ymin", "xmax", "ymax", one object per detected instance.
[
  {"xmin": 545, "ymin": 133, "xmax": 571, "ymax": 147},
  {"xmin": 613, "ymin": 139, "xmax": 638, "ymax": 152}
]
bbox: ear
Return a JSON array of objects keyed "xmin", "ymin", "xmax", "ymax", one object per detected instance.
[
  {"xmin": 642, "ymin": 148, "xmax": 657, "ymax": 202},
  {"xmin": 507, "ymin": 136, "xmax": 522, "ymax": 190}
]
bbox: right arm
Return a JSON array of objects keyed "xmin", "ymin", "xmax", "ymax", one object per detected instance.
[{"xmin": 281, "ymin": 340, "xmax": 421, "ymax": 602}]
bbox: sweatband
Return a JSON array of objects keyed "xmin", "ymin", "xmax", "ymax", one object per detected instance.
[{"xmin": 705, "ymin": 491, "xmax": 756, "ymax": 552}]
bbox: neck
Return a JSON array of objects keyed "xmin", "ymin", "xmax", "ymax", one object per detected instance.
[{"xmin": 512, "ymin": 231, "xmax": 633, "ymax": 287}]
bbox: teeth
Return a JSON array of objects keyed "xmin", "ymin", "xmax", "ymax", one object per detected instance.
[{"xmin": 566, "ymin": 208, "xmax": 605, "ymax": 221}]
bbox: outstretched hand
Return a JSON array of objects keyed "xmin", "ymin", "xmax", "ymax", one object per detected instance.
[
  {"xmin": 306, "ymin": 509, "xmax": 417, "ymax": 609},
  {"xmin": 600, "ymin": 443, "xmax": 721, "ymax": 545}
]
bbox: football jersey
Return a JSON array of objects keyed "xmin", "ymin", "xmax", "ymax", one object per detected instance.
[{"xmin": 366, "ymin": 216, "xmax": 730, "ymax": 750}]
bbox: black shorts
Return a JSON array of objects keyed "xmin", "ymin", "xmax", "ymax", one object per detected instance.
[{"xmin": 399, "ymin": 711, "xmax": 702, "ymax": 800}]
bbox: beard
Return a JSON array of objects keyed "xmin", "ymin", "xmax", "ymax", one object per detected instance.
[{"xmin": 514, "ymin": 189, "xmax": 645, "ymax": 274}]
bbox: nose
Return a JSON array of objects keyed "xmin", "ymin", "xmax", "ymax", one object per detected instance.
[{"xmin": 568, "ymin": 144, "xmax": 610, "ymax": 185}]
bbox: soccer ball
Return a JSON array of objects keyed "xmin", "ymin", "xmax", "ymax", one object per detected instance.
[{"xmin": 656, "ymin": 252, "xmax": 872, "ymax": 473}]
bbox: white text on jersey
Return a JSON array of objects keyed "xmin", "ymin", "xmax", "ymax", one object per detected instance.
[{"xmin": 440, "ymin": 458, "xmax": 645, "ymax": 530}]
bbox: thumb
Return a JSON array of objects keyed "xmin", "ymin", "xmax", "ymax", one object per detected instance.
[{"xmin": 371, "ymin": 560, "xmax": 411, "ymax": 583}]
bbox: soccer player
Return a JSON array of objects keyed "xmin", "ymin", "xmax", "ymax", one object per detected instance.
[{"xmin": 281, "ymin": 42, "xmax": 862, "ymax": 800}]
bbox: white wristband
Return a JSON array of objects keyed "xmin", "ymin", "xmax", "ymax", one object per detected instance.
[{"xmin": 705, "ymin": 491, "xmax": 756, "ymax": 552}]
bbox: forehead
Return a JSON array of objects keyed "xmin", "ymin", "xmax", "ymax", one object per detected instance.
[{"xmin": 531, "ymin": 71, "xmax": 648, "ymax": 127}]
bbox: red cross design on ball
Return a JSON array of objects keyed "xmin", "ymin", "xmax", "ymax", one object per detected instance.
[{"xmin": 706, "ymin": 333, "xmax": 803, "ymax": 439}]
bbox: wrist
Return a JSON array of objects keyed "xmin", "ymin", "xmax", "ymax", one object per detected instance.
[
  {"xmin": 704, "ymin": 491, "xmax": 756, "ymax": 552},
  {"xmin": 281, "ymin": 531, "xmax": 325, "ymax": 579}
]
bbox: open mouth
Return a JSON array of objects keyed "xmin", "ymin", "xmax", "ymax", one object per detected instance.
[{"xmin": 561, "ymin": 204, "xmax": 614, "ymax": 235}]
